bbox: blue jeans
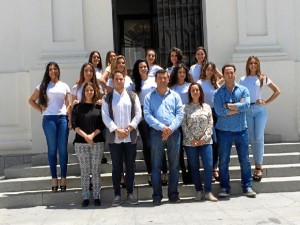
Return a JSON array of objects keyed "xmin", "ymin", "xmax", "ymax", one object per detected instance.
[
  {"xmin": 246, "ymin": 104, "xmax": 267, "ymax": 164},
  {"xmin": 109, "ymin": 142, "xmax": 137, "ymax": 196},
  {"xmin": 42, "ymin": 115, "xmax": 69, "ymax": 178},
  {"xmin": 218, "ymin": 129, "xmax": 252, "ymax": 192},
  {"xmin": 138, "ymin": 119, "xmax": 168, "ymax": 174},
  {"xmin": 185, "ymin": 144, "xmax": 213, "ymax": 192},
  {"xmin": 150, "ymin": 128, "xmax": 180, "ymax": 201}
]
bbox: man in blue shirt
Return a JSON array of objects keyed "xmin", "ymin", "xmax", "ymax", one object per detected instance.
[
  {"xmin": 144, "ymin": 69, "xmax": 183, "ymax": 205},
  {"xmin": 214, "ymin": 64, "xmax": 256, "ymax": 198}
]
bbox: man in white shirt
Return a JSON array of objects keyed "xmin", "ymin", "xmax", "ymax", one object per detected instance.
[{"xmin": 102, "ymin": 70, "xmax": 142, "ymax": 206}]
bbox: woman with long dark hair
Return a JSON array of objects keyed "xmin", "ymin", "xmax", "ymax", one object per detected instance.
[
  {"xmin": 72, "ymin": 82, "xmax": 105, "ymax": 207},
  {"xmin": 29, "ymin": 62, "xmax": 71, "ymax": 192},
  {"xmin": 169, "ymin": 64, "xmax": 193, "ymax": 184},
  {"xmin": 182, "ymin": 82, "xmax": 217, "ymax": 201}
]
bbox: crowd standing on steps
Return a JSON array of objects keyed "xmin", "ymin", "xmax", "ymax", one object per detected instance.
[{"xmin": 29, "ymin": 47, "xmax": 280, "ymax": 207}]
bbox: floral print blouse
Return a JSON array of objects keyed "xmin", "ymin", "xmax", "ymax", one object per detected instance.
[{"xmin": 182, "ymin": 102, "xmax": 213, "ymax": 146}]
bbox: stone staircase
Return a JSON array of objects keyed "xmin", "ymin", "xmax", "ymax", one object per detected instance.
[{"xmin": 0, "ymin": 142, "xmax": 299, "ymax": 208}]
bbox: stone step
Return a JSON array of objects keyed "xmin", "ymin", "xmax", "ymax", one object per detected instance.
[
  {"xmin": 32, "ymin": 150, "xmax": 145, "ymax": 166},
  {"xmin": 32, "ymin": 147, "xmax": 300, "ymax": 167},
  {"xmin": 1, "ymin": 163, "xmax": 300, "ymax": 193},
  {"xmin": 34, "ymin": 142, "xmax": 300, "ymax": 165},
  {"xmin": 0, "ymin": 176, "xmax": 299, "ymax": 208},
  {"xmin": 6, "ymin": 151, "xmax": 300, "ymax": 179}
]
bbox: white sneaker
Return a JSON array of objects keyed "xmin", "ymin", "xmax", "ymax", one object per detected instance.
[
  {"xmin": 205, "ymin": 192, "xmax": 218, "ymax": 202},
  {"xmin": 195, "ymin": 191, "xmax": 204, "ymax": 201}
]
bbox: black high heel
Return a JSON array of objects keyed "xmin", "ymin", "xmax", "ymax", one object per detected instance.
[
  {"xmin": 51, "ymin": 178, "xmax": 58, "ymax": 192},
  {"xmin": 60, "ymin": 178, "xmax": 67, "ymax": 192},
  {"xmin": 52, "ymin": 186, "xmax": 58, "ymax": 192}
]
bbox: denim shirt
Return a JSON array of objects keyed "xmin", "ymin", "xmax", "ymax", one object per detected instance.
[
  {"xmin": 214, "ymin": 83, "xmax": 250, "ymax": 132},
  {"xmin": 143, "ymin": 89, "xmax": 183, "ymax": 132}
]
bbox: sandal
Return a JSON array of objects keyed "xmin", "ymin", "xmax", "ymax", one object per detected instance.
[
  {"xmin": 213, "ymin": 170, "xmax": 220, "ymax": 182},
  {"xmin": 51, "ymin": 178, "xmax": 58, "ymax": 192},
  {"xmin": 252, "ymin": 167, "xmax": 263, "ymax": 182},
  {"xmin": 162, "ymin": 173, "xmax": 168, "ymax": 186},
  {"xmin": 60, "ymin": 178, "xmax": 67, "ymax": 192}
]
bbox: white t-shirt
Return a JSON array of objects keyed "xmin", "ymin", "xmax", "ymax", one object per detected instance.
[
  {"xmin": 171, "ymin": 82, "xmax": 191, "ymax": 104},
  {"xmin": 189, "ymin": 63, "xmax": 202, "ymax": 82},
  {"xmin": 107, "ymin": 76, "xmax": 134, "ymax": 91},
  {"xmin": 72, "ymin": 83, "xmax": 102, "ymax": 102},
  {"xmin": 95, "ymin": 67, "xmax": 103, "ymax": 80},
  {"xmin": 166, "ymin": 66, "xmax": 175, "ymax": 76},
  {"xmin": 138, "ymin": 77, "xmax": 156, "ymax": 106},
  {"xmin": 148, "ymin": 65, "xmax": 162, "ymax": 78},
  {"xmin": 71, "ymin": 84, "xmax": 84, "ymax": 102},
  {"xmin": 37, "ymin": 81, "xmax": 70, "ymax": 116},
  {"xmin": 197, "ymin": 80, "xmax": 217, "ymax": 108},
  {"xmin": 239, "ymin": 75, "xmax": 272, "ymax": 103},
  {"xmin": 104, "ymin": 65, "xmax": 111, "ymax": 73}
]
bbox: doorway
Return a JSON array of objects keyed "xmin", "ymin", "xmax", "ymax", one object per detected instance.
[{"xmin": 112, "ymin": 0, "xmax": 204, "ymax": 69}]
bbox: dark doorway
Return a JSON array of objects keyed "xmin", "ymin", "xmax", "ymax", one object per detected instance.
[{"xmin": 112, "ymin": 0, "xmax": 204, "ymax": 69}]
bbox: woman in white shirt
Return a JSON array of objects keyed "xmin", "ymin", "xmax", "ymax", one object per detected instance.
[
  {"xmin": 239, "ymin": 56, "xmax": 280, "ymax": 182},
  {"xmin": 29, "ymin": 62, "xmax": 71, "ymax": 192},
  {"xmin": 100, "ymin": 51, "xmax": 116, "ymax": 90},
  {"xmin": 189, "ymin": 47, "xmax": 223, "ymax": 83},
  {"xmin": 71, "ymin": 63, "xmax": 101, "ymax": 105},
  {"xmin": 145, "ymin": 49, "xmax": 163, "ymax": 78},
  {"xmin": 88, "ymin": 51, "xmax": 103, "ymax": 81},
  {"xmin": 189, "ymin": 47, "xmax": 207, "ymax": 82},
  {"xmin": 166, "ymin": 47, "xmax": 184, "ymax": 75},
  {"xmin": 169, "ymin": 63, "xmax": 193, "ymax": 184},
  {"xmin": 106, "ymin": 55, "xmax": 134, "ymax": 93}
]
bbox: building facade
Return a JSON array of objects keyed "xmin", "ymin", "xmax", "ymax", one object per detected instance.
[{"xmin": 0, "ymin": 0, "xmax": 299, "ymax": 156}]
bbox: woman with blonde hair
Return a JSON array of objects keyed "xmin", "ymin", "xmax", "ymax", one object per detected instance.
[
  {"xmin": 106, "ymin": 55, "xmax": 134, "ymax": 93},
  {"xmin": 239, "ymin": 56, "xmax": 280, "ymax": 182},
  {"xmin": 100, "ymin": 51, "xmax": 117, "ymax": 90}
]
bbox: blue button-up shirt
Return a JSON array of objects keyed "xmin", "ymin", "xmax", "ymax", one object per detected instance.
[
  {"xmin": 143, "ymin": 89, "xmax": 183, "ymax": 131},
  {"xmin": 214, "ymin": 83, "xmax": 250, "ymax": 132}
]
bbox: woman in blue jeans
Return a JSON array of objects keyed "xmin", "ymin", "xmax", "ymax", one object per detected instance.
[
  {"xmin": 239, "ymin": 56, "xmax": 280, "ymax": 181},
  {"xmin": 29, "ymin": 62, "xmax": 71, "ymax": 192},
  {"xmin": 182, "ymin": 83, "xmax": 217, "ymax": 201}
]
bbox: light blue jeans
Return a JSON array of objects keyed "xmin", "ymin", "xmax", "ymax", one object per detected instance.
[{"xmin": 246, "ymin": 104, "xmax": 267, "ymax": 164}]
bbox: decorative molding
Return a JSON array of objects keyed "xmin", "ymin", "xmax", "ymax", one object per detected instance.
[{"xmin": 233, "ymin": 0, "xmax": 287, "ymax": 62}]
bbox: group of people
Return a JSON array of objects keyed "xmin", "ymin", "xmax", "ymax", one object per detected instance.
[{"xmin": 28, "ymin": 47, "xmax": 280, "ymax": 207}]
